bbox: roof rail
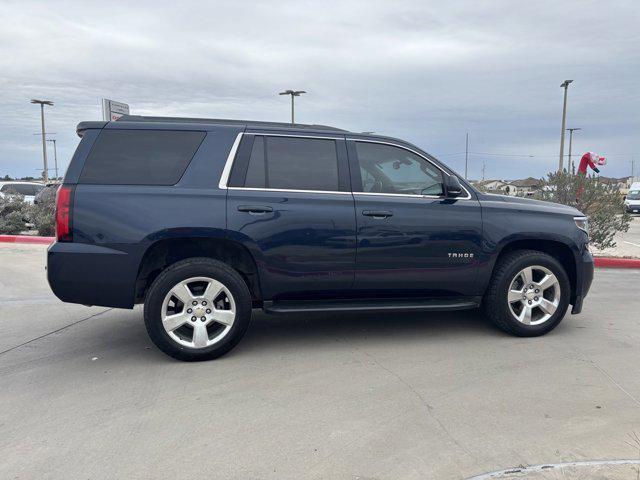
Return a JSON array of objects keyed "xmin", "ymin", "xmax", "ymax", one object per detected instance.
[{"xmin": 115, "ymin": 115, "xmax": 347, "ymax": 132}]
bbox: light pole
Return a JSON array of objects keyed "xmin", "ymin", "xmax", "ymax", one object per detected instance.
[
  {"xmin": 558, "ymin": 80, "xmax": 573, "ymax": 172},
  {"xmin": 566, "ymin": 127, "xmax": 581, "ymax": 173},
  {"xmin": 31, "ymin": 99, "xmax": 54, "ymax": 182},
  {"xmin": 46, "ymin": 138, "xmax": 59, "ymax": 180},
  {"xmin": 278, "ymin": 90, "xmax": 306, "ymax": 124},
  {"xmin": 464, "ymin": 133, "xmax": 469, "ymax": 180}
]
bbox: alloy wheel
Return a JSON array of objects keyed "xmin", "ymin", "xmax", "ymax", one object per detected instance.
[
  {"xmin": 161, "ymin": 276, "xmax": 236, "ymax": 348},
  {"xmin": 507, "ymin": 265, "xmax": 561, "ymax": 326}
]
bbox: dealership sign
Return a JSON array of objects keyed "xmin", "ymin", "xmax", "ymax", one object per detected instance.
[{"xmin": 101, "ymin": 99, "xmax": 130, "ymax": 121}]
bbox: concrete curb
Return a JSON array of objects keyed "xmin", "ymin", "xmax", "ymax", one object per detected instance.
[
  {"xmin": 1, "ymin": 235, "xmax": 640, "ymax": 268},
  {"xmin": 0, "ymin": 235, "xmax": 55, "ymax": 244}
]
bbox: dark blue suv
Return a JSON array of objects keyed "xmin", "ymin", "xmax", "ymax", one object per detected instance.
[{"xmin": 48, "ymin": 116, "xmax": 594, "ymax": 361}]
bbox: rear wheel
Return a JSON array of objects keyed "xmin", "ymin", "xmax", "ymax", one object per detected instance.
[
  {"xmin": 144, "ymin": 258, "xmax": 252, "ymax": 361},
  {"xmin": 483, "ymin": 250, "xmax": 570, "ymax": 336}
]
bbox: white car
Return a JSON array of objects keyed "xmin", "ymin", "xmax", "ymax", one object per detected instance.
[
  {"xmin": 0, "ymin": 181, "xmax": 45, "ymax": 204},
  {"xmin": 624, "ymin": 182, "xmax": 640, "ymax": 214}
]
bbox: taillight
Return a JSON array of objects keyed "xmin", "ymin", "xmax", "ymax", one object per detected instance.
[{"xmin": 56, "ymin": 185, "xmax": 74, "ymax": 242}]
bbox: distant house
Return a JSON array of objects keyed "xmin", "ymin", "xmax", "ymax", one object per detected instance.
[
  {"xmin": 505, "ymin": 177, "xmax": 544, "ymax": 197},
  {"xmin": 595, "ymin": 175, "xmax": 635, "ymax": 195},
  {"xmin": 597, "ymin": 176, "xmax": 630, "ymax": 189},
  {"xmin": 473, "ymin": 179, "xmax": 509, "ymax": 194}
]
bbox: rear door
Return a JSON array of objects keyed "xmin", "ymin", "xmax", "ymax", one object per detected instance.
[
  {"xmin": 225, "ymin": 132, "xmax": 356, "ymax": 300},
  {"xmin": 348, "ymin": 139, "xmax": 482, "ymax": 297}
]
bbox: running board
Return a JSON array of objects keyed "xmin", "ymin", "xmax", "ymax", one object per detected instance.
[{"xmin": 263, "ymin": 297, "xmax": 480, "ymax": 314}]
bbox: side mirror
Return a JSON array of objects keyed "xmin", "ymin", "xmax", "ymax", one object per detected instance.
[{"xmin": 445, "ymin": 175, "xmax": 464, "ymax": 198}]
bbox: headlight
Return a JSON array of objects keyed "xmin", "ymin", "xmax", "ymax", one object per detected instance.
[{"xmin": 574, "ymin": 216, "xmax": 588, "ymax": 235}]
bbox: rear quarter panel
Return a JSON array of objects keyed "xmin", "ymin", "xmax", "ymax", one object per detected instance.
[{"xmin": 49, "ymin": 125, "xmax": 242, "ymax": 308}]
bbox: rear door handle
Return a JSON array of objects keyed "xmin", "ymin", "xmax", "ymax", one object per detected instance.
[
  {"xmin": 362, "ymin": 210, "xmax": 393, "ymax": 219},
  {"xmin": 237, "ymin": 205, "xmax": 273, "ymax": 214}
]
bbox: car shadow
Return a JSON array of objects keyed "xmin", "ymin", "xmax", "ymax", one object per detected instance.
[
  {"xmin": 54, "ymin": 307, "xmax": 504, "ymax": 365},
  {"xmin": 236, "ymin": 308, "xmax": 503, "ymax": 355}
]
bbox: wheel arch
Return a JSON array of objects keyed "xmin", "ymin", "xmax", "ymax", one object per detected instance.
[
  {"xmin": 493, "ymin": 238, "xmax": 578, "ymax": 304},
  {"xmin": 135, "ymin": 236, "xmax": 262, "ymax": 304}
]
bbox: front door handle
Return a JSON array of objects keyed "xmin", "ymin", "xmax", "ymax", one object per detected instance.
[
  {"xmin": 362, "ymin": 210, "xmax": 393, "ymax": 219},
  {"xmin": 237, "ymin": 205, "xmax": 273, "ymax": 214}
]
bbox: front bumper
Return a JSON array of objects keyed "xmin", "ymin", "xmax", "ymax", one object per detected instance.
[
  {"xmin": 625, "ymin": 204, "xmax": 640, "ymax": 213},
  {"xmin": 571, "ymin": 248, "xmax": 594, "ymax": 314}
]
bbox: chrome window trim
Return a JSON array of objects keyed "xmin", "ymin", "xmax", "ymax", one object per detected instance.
[
  {"xmin": 347, "ymin": 137, "xmax": 472, "ymax": 200},
  {"xmin": 352, "ymin": 191, "xmax": 443, "ymax": 199},
  {"xmin": 227, "ymin": 186, "xmax": 350, "ymax": 195},
  {"xmin": 218, "ymin": 132, "xmax": 473, "ymax": 200},
  {"xmin": 218, "ymin": 132, "xmax": 244, "ymax": 189}
]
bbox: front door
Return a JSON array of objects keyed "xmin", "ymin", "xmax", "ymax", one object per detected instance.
[
  {"xmin": 226, "ymin": 133, "xmax": 356, "ymax": 300},
  {"xmin": 348, "ymin": 140, "xmax": 482, "ymax": 297}
]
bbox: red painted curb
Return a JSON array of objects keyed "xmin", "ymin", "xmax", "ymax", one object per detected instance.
[
  {"xmin": 594, "ymin": 257, "xmax": 640, "ymax": 269},
  {"xmin": 0, "ymin": 235, "xmax": 54, "ymax": 244}
]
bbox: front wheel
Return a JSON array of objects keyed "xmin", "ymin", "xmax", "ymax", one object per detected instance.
[
  {"xmin": 144, "ymin": 258, "xmax": 252, "ymax": 361},
  {"xmin": 483, "ymin": 250, "xmax": 570, "ymax": 336}
]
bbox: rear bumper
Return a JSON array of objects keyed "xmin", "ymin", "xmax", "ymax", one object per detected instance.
[
  {"xmin": 571, "ymin": 248, "xmax": 594, "ymax": 314},
  {"xmin": 47, "ymin": 242, "xmax": 138, "ymax": 308}
]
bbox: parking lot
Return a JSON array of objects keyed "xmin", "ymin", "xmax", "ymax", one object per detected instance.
[
  {"xmin": 592, "ymin": 215, "xmax": 640, "ymax": 257},
  {"xmin": 1, "ymin": 243, "xmax": 639, "ymax": 479}
]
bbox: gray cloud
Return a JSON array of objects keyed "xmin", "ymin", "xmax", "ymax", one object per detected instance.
[{"xmin": 0, "ymin": 0, "xmax": 638, "ymax": 179}]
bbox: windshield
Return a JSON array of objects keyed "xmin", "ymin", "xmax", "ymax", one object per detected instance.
[
  {"xmin": 0, "ymin": 183, "xmax": 43, "ymax": 196},
  {"xmin": 627, "ymin": 189, "xmax": 640, "ymax": 200}
]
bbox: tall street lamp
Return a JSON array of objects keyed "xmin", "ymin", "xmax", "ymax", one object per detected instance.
[
  {"xmin": 46, "ymin": 138, "xmax": 59, "ymax": 180},
  {"xmin": 558, "ymin": 80, "xmax": 573, "ymax": 172},
  {"xmin": 566, "ymin": 127, "xmax": 581, "ymax": 173},
  {"xmin": 279, "ymin": 90, "xmax": 306, "ymax": 124},
  {"xmin": 31, "ymin": 99, "xmax": 54, "ymax": 182}
]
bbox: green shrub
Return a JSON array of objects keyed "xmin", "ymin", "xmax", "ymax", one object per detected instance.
[
  {"xmin": 539, "ymin": 171, "xmax": 631, "ymax": 250},
  {"xmin": 0, "ymin": 194, "xmax": 31, "ymax": 234},
  {"xmin": 30, "ymin": 187, "xmax": 57, "ymax": 236}
]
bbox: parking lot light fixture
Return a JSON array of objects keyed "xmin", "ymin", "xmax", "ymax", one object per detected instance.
[
  {"xmin": 566, "ymin": 127, "xmax": 581, "ymax": 173},
  {"xmin": 558, "ymin": 80, "xmax": 573, "ymax": 172},
  {"xmin": 279, "ymin": 90, "xmax": 306, "ymax": 124},
  {"xmin": 46, "ymin": 138, "xmax": 59, "ymax": 180},
  {"xmin": 31, "ymin": 99, "xmax": 54, "ymax": 183}
]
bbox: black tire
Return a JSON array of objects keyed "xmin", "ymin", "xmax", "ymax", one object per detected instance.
[
  {"xmin": 482, "ymin": 250, "xmax": 570, "ymax": 337},
  {"xmin": 144, "ymin": 257, "xmax": 252, "ymax": 361}
]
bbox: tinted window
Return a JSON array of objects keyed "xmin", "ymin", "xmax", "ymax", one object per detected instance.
[
  {"xmin": 355, "ymin": 142, "xmax": 444, "ymax": 196},
  {"xmin": 1, "ymin": 183, "xmax": 42, "ymax": 195},
  {"xmin": 79, "ymin": 130, "xmax": 206, "ymax": 185},
  {"xmin": 242, "ymin": 136, "xmax": 339, "ymax": 191},
  {"xmin": 244, "ymin": 136, "xmax": 266, "ymax": 188}
]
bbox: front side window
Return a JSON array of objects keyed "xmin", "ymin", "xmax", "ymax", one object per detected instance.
[
  {"xmin": 355, "ymin": 142, "xmax": 444, "ymax": 196},
  {"xmin": 242, "ymin": 136, "xmax": 339, "ymax": 191}
]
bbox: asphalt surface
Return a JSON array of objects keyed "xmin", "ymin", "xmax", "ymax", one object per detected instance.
[{"xmin": 1, "ymin": 243, "xmax": 640, "ymax": 480}]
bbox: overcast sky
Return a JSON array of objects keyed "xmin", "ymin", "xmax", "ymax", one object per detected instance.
[{"xmin": 1, "ymin": 0, "xmax": 638, "ymax": 180}]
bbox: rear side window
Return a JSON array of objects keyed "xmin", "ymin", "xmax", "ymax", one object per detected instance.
[
  {"xmin": 242, "ymin": 136, "xmax": 339, "ymax": 191},
  {"xmin": 244, "ymin": 136, "xmax": 266, "ymax": 188},
  {"xmin": 79, "ymin": 130, "xmax": 206, "ymax": 185}
]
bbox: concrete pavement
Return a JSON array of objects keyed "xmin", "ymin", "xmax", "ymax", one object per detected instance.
[
  {"xmin": 1, "ymin": 243, "xmax": 639, "ymax": 479},
  {"xmin": 592, "ymin": 215, "xmax": 640, "ymax": 258}
]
